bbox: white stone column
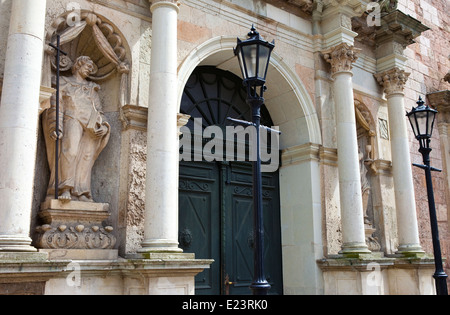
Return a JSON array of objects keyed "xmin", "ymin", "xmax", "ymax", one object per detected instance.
[
  {"xmin": 323, "ymin": 43, "xmax": 370, "ymax": 256},
  {"xmin": 375, "ymin": 68, "xmax": 424, "ymax": 255},
  {"xmin": 0, "ymin": 0, "xmax": 47, "ymax": 252},
  {"xmin": 139, "ymin": 0, "xmax": 182, "ymax": 254}
]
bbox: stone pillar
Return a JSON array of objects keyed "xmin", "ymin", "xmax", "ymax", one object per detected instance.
[
  {"xmin": 323, "ymin": 43, "xmax": 370, "ymax": 256},
  {"xmin": 139, "ymin": 0, "xmax": 182, "ymax": 254},
  {"xmin": 0, "ymin": 0, "xmax": 47, "ymax": 252},
  {"xmin": 375, "ymin": 68, "xmax": 424, "ymax": 256}
]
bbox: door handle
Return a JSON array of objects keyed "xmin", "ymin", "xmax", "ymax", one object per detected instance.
[{"xmin": 224, "ymin": 274, "xmax": 234, "ymax": 295}]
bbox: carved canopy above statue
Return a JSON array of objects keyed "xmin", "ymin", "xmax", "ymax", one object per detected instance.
[{"xmin": 43, "ymin": 11, "xmax": 130, "ymax": 110}]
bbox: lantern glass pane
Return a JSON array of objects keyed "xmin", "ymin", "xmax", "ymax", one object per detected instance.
[
  {"xmin": 237, "ymin": 48, "xmax": 246, "ymax": 80},
  {"xmin": 258, "ymin": 45, "xmax": 271, "ymax": 80},
  {"xmin": 415, "ymin": 110, "xmax": 428, "ymax": 137},
  {"xmin": 242, "ymin": 45, "xmax": 257, "ymax": 79},
  {"xmin": 427, "ymin": 111, "xmax": 437, "ymax": 137},
  {"xmin": 408, "ymin": 114, "xmax": 419, "ymax": 138}
]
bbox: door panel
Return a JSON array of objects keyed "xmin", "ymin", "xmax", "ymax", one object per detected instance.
[
  {"xmin": 224, "ymin": 162, "xmax": 283, "ymax": 295},
  {"xmin": 179, "ymin": 161, "xmax": 221, "ymax": 295}
]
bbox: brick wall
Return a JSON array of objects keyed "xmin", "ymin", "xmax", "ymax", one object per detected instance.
[{"xmin": 399, "ymin": 0, "xmax": 450, "ymax": 283}]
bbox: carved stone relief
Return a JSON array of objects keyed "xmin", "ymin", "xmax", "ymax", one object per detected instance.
[
  {"xmin": 378, "ymin": 118, "xmax": 390, "ymax": 140},
  {"xmin": 35, "ymin": 200, "xmax": 116, "ymax": 250}
]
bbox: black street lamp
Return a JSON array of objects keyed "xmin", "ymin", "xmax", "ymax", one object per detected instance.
[
  {"xmin": 407, "ymin": 96, "xmax": 448, "ymax": 296},
  {"xmin": 234, "ymin": 26, "xmax": 275, "ymax": 295}
]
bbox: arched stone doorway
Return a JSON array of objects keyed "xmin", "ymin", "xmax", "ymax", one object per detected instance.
[
  {"xmin": 178, "ymin": 66, "xmax": 283, "ymax": 295},
  {"xmin": 177, "ymin": 36, "xmax": 324, "ymax": 294}
]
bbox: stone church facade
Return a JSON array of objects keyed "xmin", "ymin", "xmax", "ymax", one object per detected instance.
[{"xmin": 0, "ymin": 0, "xmax": 448, "ymax": 295}]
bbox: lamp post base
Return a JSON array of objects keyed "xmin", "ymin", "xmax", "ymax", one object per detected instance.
[
  {"xmin": 250, "ymin": 281, "xmax": 271, "ymax": 295},
  {"xmin": 434, "ymin": 271, "xmax": 449, "ymax": 295}
]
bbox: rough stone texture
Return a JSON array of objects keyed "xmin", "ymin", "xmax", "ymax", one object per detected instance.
[{"xmin": 126, "ymin": 130, "xmax": 147, "ymax": 254}]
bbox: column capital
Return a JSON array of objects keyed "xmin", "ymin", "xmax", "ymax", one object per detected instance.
[
  {"xmin": 374, "ymin": 67, "xmax": 410, "ymax": 97},
  {"xmin": 322, "ymin": 42, "xmax": 361, "ymax": 75},
  {"xmin": 150, "ymin": 0, "xmax": 180, "ymax": 12}
]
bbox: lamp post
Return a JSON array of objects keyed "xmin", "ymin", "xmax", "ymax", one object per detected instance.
[
  {"xmin": 407, "ymin": 96, "xmax": 448, "ymax": 296},
  {"xmin": 234, "ymin": 26, "xmax": 275, "ymax": 295}
]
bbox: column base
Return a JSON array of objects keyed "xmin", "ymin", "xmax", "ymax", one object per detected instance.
[
  {"xmin": 339, "ymin": 242, "xmax": 372, "ymax": 258},
  {"xmin": 395, "ymin": 244, "xmax": 426, "ymax": 258},
  {"xmin": 138, "ymin": 239, "xmax": 183, "ymax": 255},
  {"xmin": 0, "ymin": 235, "xmax": 37, "ymax": 253}
]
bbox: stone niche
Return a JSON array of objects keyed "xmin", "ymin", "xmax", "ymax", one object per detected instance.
[{"xmin": 32, "ymin": 9, "xmax": 132, "ymax": 259}]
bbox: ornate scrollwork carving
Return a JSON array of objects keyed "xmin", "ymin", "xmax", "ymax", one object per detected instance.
[
  {"xmin": 322, "ymin": 43, "xmax": 361, "ymax": 74},
  {"xmin": 374, "ymin": 67, "xmax": 410, "ymax": 96},
  {"xmin": 179, "ymin": 180, "xmax": 210, "ymax": 192},
  {"xmin": 35, "ymin": 224, "xmax": 116, "ymax": 250}
]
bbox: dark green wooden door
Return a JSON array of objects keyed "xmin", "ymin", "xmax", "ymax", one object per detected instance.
[
  {"xmin": 178, "ymin": 67, "xmax": 283, "ymax": 295},
  {"xmin": 222, "ymin": 162, "xmax": 282, "ymax": 295},
  {"xmin": 179, "ymin": 160, "xmax": 282, "ymax": 295}
]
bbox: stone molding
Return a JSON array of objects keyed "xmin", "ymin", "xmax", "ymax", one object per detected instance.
[
  {"xmin": 322, "ymin": 42, "xmax": 361, "ymax": 74},
  {"xmin": 282, "ymin": 142, "xmax": 321, "ymax": 166},
  {"xmin": 177, "ymin": 113, "xmax": 191, "ymax": 136},
  {"xmin": 374, "ymin": 67, "xmax": 410, "ymax": 96},
  {"xmin": 120, "ymin": 105, "xmax": 148, "ymax": 131}
]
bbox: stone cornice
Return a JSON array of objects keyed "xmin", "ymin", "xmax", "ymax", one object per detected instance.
[
  {"xmin": 374, "ymin": 67, "xmax": 410, "ymax": 96},
  {"xmin": 284, "ymin": 0, "xmax": 314, "ymax": 14},
  {"xmin": 322, "ymin": 42, "xmax": 361, "ymax": 74},
  {"xmin": 376, "ymin": 10, "xmax": 430, "ymax": 47},
  {"xmin": 319, "ymin": 0, "xmax": 367, "ymax": 20},
  {"xmin": 353, "ymin": 9, "xmax": 430, "ymax": 49}
]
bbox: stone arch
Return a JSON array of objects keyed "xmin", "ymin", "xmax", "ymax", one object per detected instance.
[
  {"xmin": 177, "ymin": 35, "xmax": 324, "ymax": 294},
  {"xmin": 177, "ymin": 36, "xmax": 322, "ymax": 147}
]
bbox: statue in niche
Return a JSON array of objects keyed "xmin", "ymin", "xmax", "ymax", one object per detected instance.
[
  {"xmin": 42, "ymin": 56, "xmax": 110, "ymax": 203},
  {"xmin": 359, "ymin": 148, "xmax": 371, "ymax": 225},
  {"xmin": 355, "ymin": 100, "xmax": 381, "ymax": 251}
]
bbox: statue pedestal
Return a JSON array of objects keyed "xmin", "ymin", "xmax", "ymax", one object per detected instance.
[{"xmin": 35, "ymin": 200, "xmax": 117, "ymax": 254}]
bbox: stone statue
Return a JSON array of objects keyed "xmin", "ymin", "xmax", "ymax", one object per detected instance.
[{"xmin": 42, "ymin": 56, "xmax": 110, "ymax": 203}]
